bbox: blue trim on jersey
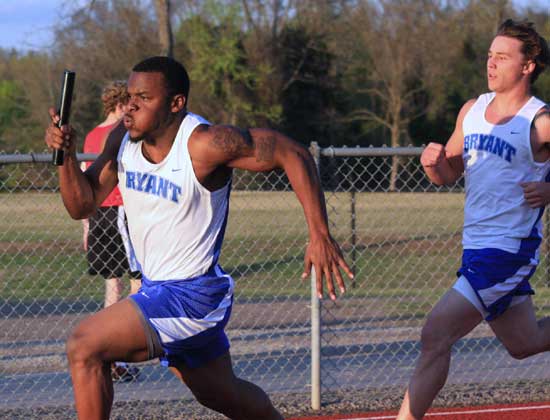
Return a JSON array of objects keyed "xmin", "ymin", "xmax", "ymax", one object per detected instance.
[
  {"xmin": 211, "ymin": 181, "xmax": 232, "ymax": 266},
  {"xmin": 458, "ymin": 249, "xmax": 535, "ymax": 321},
  {"xmin": 518, "ymin": 224, "xmax": 542, "ymax": 259},
  {"xmin": 517, "ymin": 168, "xmax": 550, "ymax": 258}
]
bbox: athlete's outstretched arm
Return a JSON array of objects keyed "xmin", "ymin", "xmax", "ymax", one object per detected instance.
[
  {"xmin": 44, "ymin": 109, "xmax": 122, "ymax": 219},
  {"xmin": 422, "ymin": 100, "xmax": 474, "ymax": 186},
  {"xmin": 193, "ymin": 125, "xmax": 354, "ymax": 300}
]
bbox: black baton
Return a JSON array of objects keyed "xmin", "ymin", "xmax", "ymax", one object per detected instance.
[{"xmin": 52, "ymin": 70, "xmax": 76, "ymax": 166}]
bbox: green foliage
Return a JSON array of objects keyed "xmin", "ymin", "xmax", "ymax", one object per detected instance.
[
  {"xmin": 0, "ymin": 0, "xmax": 547, "ymax": 151},
  {"xmin": 278, "ymin": 25, "xmax": 337, "ymax": 145},
  {"xmin": 175, "ymin": 1, "xmax": 281, "ymax": 126},
  {"xmin": 0, "ymin": 79, "xmax": 42, "ymax": 152},
  {"xmin": 0, "ymin": 81, "xmax": 26, "ymax": 133}
]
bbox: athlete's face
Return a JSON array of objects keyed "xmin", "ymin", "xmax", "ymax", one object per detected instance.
[
  {"xmin": 487, "ymin": 36, "xmax": 534, "ymax": 92},
  {"xmin": 123, "ymin": 71, "xmax": 172, "ymax": 142}
]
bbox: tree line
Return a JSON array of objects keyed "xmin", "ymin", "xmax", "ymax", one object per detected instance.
[{"xmin": 0, "ymin": 0, "xmax": 548, "ymax": 155}]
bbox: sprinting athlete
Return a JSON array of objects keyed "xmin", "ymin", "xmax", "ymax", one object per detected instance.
[
  {"xmin": 45, "ymin": 56, "xmax": 353, "ymax": 420},
  {"xmin": 397, "ymin": 19, "xmax": 550, "ymax": 420}
]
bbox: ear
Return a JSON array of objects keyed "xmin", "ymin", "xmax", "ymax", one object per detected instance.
[
  {"xmin": 170, "ymin": 94, "xmax": 186, "ymax": 113},
  {"xmin": 523, "ymin": 60, "xmax": 536, "ymax": 76}
]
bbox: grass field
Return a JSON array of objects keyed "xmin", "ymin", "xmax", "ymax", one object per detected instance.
[{"xmin": 2, "ymin": 190, "xmax": 550, "ymax": 319}]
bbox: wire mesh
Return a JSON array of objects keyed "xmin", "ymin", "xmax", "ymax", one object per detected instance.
[{"xmin": 1, "ymin": 149, "xmax": 550, "ymax": 418}]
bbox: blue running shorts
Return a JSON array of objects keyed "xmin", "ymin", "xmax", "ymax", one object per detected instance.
[
  {"xmin": 456, "ymin": 248, "xmax": 535, "ymax": 321},
  {"xmin": 130, "ymin": 264, "xmax": 234, "ymax": 368}
]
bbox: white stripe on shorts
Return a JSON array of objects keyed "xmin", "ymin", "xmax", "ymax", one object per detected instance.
[
  {"xmin": 476, "ymin": 263, "xmax": 534, "ymax": 307},
  {"xmin": 453, "ymin": 275, "xmax": 528, "ymax": 319},
  {"xmin": 149, "ymin": 274, "xmax": 234, "ymax": 344}
]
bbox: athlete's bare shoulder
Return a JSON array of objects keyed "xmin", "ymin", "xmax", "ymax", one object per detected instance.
[
  {"xmin": 532, "ymin": 105, "xmax": 550, "ymax": 145},
  {"xmin": 450, "ymin": 98, "xmax": 477, "ymax": 131},
  {"xmin": 460, "ymin": 98, "xmax": 477, "ymax": 115},
  {"xmin": 189, "ymin": 123, "xmax": 253, "ymax": 164}
]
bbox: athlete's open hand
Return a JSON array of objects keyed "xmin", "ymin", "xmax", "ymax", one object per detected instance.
[
  {"xmin": 44, "ymin": 107, "xmax": 77, "ymax": 155},
  {"xmin": 302, "ymin": 234, "xmax": 354, "ymax": 301},
  {"xmin": 421, "ymin": 142, "xmax": 446, "ymax": 168},
  {"xmin": 521, "ymin": 181, "xmax": 550, "ymax": 208}
]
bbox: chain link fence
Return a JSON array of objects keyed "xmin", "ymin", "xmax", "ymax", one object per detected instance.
[{"xmin": 2, "ymin": 148, "xmax": 550, "ymax": 419}]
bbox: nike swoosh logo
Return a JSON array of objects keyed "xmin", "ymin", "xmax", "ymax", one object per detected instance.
[
  {"xmin": 511, "ymin": 131, "xmax": 520, "ymax": 135},
  {"xmin": 171, "ymin": 168, "xmax": 182, "ymax": 172}
]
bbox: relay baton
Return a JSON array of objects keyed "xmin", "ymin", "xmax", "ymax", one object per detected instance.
[{"xmin": 52, "ymin": 70, "xmax": 76, "ymax": 166}]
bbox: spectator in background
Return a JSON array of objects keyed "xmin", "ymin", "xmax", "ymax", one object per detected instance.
[{"xmin": 81, "ymin": 80, "xmax": 141, "ymax": 382}]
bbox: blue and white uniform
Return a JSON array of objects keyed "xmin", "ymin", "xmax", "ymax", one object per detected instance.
[
  {"xmin": 118, "ymin": 112, "xmax": 234, "ymax": 367},
  {"xmin": 454, "ymin": 93, "xmax": 549, "ymax": 320}
]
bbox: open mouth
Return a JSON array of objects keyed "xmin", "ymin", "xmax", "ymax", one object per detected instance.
[{"xmin": 123, "ymin": 116, "xmax": 134, "ymax": 128}]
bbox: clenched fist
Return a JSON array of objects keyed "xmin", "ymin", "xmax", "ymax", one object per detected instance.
[
  {"xmin": 44, "ymin": 107, "xmax": 77, "ymax": 156},
  {"xmin": 520, "ymin": 182, "xmax": 550, "ymax": 208},
  {"xmin": 421, "ymin": 142, "xmax": 446, "ymax": 168}
]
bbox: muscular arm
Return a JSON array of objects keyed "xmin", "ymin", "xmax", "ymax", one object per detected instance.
[
  {"xmin": 191, "ymin": 125, "xmax": 353, "ymax": 299},
  {"xmin": 196, "ymin": 125, "xmax": 329, "ymax": 238},
  {"xmin": 422, "ymin": 100, "xmax": 474, "ymax": 186},
  {"xmin": 45, "ymin": 112, "xmax": 124, "ymax": 219}
]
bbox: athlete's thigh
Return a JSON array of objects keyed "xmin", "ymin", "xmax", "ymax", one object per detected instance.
[
  {"xmin": 71, "ymin": 298, "xmax": 149, "ymax": 363},
  {"xmin": 170, "ymin": 351, "xmax": 237, "ymax": 395},
  {"xmin": 489, "ymin": 297, "xmax": 537, "ymax": 347},
  {"xmin": 424, "ymin": 288, "xmax": 483, "ymax": 342}
]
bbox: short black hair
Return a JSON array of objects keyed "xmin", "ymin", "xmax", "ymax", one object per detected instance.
[{"xmin": 132, "ymin": 56, "xmax": 190, "ymax": 99}]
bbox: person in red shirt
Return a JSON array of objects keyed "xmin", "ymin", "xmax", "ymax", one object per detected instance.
[{"xmin": 81, "ymin": 80, "xmax": 141, "ymax": 382}]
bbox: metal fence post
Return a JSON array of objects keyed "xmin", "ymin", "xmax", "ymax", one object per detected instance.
[
  {"xmin": 311, "ymin": 267, "xmax": 321, "ymax": 410},
  {"xmin": 309, "ymin": 141, "xmax": 322, "ymax": 410},
  {"xmin": 350, "ymin": 171, "xmax": 357, "ymax": 288}
]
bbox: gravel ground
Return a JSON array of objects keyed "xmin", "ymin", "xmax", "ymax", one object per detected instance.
[
  {"xmin": 3, "ymin": 301, "xmax": 550, "ymax": 418},
  {"xmin": 3, "ymin": 380, "xmax": 550, "ymax": 419}
]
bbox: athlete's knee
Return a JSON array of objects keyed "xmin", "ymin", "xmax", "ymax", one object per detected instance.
[
  {"xmin": 420, "ymin": 319, "xmax": 455, "ymax": 356},
  {"xmin": 504, "ymin": 342, "xmax": 537, "ymax": 360},
  {"xmin": 500, "ymin": 332, "xmax": 541, "ymax": 360},
  {"xmin": 66, "ymin": 324, "xmax": 102, "ymax": 366}
]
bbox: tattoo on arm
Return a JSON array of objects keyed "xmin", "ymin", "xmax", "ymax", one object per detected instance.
[
  {"xmin": 210, "ymin": 126, "xmax": 277, "ymax": 163},
  {"xmin": 210, "ymin": 127, "xmax": 252, "ymax": 158}
]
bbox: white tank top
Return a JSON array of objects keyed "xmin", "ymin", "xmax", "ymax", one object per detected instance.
[
  {"xmin": 462, "ymin": 93, "xmax": 549, "ymax": 256},
  {"xmin": 117, "ymin": 113, "xmax": 231, "ymax": 281}
]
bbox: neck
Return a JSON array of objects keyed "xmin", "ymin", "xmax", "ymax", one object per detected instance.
[
  {"xmin": 491, "ymin": 81, "xmax": 532, "ymax": 113},
  {"xmin": 492, "ymin": 91, "xmax": 531, "ymax": 116},
  {"xmin": 141, "ymin": 111, "xmax": 187, "ymax": 163}
]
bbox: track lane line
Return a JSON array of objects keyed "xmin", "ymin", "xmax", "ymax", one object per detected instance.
[{"xmin": 288, "ymin": 402, "xmax": 550, "ymax": 420}]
